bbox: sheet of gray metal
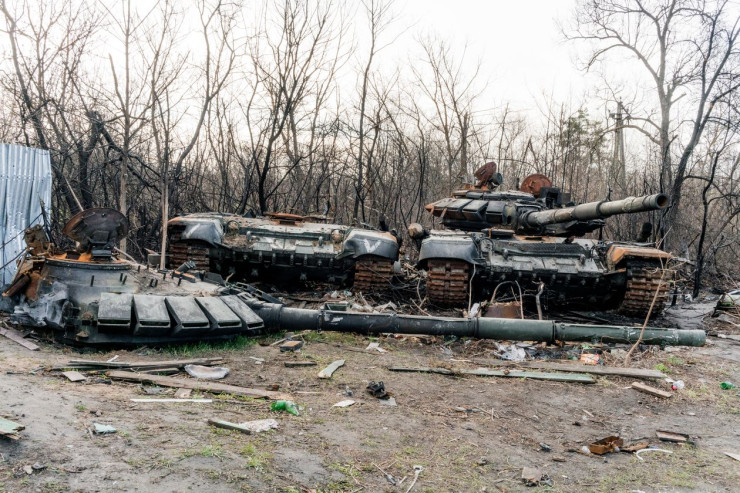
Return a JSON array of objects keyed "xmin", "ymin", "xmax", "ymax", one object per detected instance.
[
  {"xmin": 220, "ymin": 295, "xmax": 264, "ymax": 331},
  {"xmin": 133, "ymin": 295, "xmax": 171, "ymax": 335},
  {"xmin": 98, "ymin": 293, "xmax": 133, "ymax": 331},
  {"xmin": 165, "ymin": 296, "xmax": 210, "ymax": 335},
  {"xmin": 0, "ymin": 144, "xmax": 52, "ymax": 285},
  {"xmin": 196, "ymin": 297, "xmax": 241, "ymax": 332}
]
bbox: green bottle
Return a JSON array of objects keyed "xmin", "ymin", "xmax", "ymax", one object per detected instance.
[
  {"xmin": 720, "ymin": 382, "xmax": 735, "ymax": 390},
  {"xmin": 270, "ymin": 400, "xmax": 300, "ymax": 416}
]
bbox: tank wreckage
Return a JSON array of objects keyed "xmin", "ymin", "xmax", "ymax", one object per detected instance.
[
  {"xmin": 166, "ymin": 212, "xmax": 400, "ymax": 292},
  {"xmin": 408, "ymin": 162, "xmax": 672, "ymax": 318},
  {"xmin": 0, "ymin": 208, "xmax": 703, "ymax": 348}
]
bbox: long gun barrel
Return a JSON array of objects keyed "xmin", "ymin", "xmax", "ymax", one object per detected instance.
[
  {"xmin": 523, "ymin": 194, "xmax": 669, "ymax": 228},
  {"xmin": 242, "ymin": 298, "xmax": 705, "ymax": 347}
]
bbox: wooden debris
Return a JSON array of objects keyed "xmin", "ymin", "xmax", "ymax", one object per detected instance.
[
  {"xmin": 66, "ymin": 357, "xmax": 222, "ymax": 370},
  {"xmin": 656, "ymin": 430, "xmax": 689, "ymax": 442},
  {"xmin": 107, "ymin": 370, "xmax": 286, "ymax": 400},
  {"xmin": 589, "ymin": 436, "xmax": 624, "ymax": 455},
  {"xmin": 389, "ymin": 366, "xmax": 596, "ymax": 383},
  {"xmin": 631, "ymin": 382, "xmax": 672, "ymax": 398},
  {"xmin": 284, "ymin": 361, "xmax": 317, "ymax": 367},
  {"xmin": 0, "ymin": 417, "xmax": 25, "ymax": 440},
  {"xmin": 61, "ymin": 371, "xmax": 87, "ymax": 382},
  {"xmin": 622, "ymin": 441, "xmax": 649, "ymax": 452},
  {"xmin": 0, "ymin": 326, "xmax": 40, "ymax": 351},
  {"xmin": 318, "ymin": 359, "xmax": 345, "ymax": 379},
  {"xmin": 140, "ymin": 367, "xmax": 180, "ymax": 375},
  {"xmin": 207, "ymin": 418, "xmax": 252, "ymax": 434},
  {"xmin": 130, "ymin": 398, "xmax": 212, "ymax": 403},
  {"xmin": 279, "ymin": 340, "xmax": 304, "ymax": 352},
  {"xmin": 471, "ymin": 359, "xmax": 667, "ymax": 379}
]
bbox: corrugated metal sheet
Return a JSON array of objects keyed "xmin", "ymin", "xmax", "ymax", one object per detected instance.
[{"xmin": 0, "ymin": 143, "xmax": 52, "ymax": 285}]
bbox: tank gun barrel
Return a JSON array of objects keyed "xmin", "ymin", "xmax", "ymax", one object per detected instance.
[
  {"xmin": 523, "ymin": 194, "xmax": 669, "ymax": 228},
  {"xmin": 241, "ymin": 298, "xmax": 704, "ymax": 347}
]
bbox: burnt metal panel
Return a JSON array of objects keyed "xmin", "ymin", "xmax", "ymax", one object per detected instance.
[
  {"xmin": 220, "ymin": 295, "xmax": 264, "ymax": 333},
  {"xmin": 165, "ymin": 296, "xmax": 210, "ymax": 335},
  {"xmin": 196, "ymin": 296, "xmax": 242, "ymax": 333},
  {"xmin": 133, "ymin": 295, "xmax": 171, "ymax": 336},
  {"xmin": 0, "ymin": 144, "xmax": 52, "ymax": 285},
  {"xmin": 98, "ymin": 293, "xmax": 133, "ymax": 332}
]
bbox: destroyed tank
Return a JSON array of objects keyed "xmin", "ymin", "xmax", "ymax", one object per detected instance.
[
  {"xmin": 166, "ymin": 212, "xmax": 400, "ymax": 292},
  {"xmin": 409, "ymin": 162, "xmax": 672, "ymax": 318},
  {"xmin": 1, "ymin": 209, "xmax": 264, "ymax": 345}
]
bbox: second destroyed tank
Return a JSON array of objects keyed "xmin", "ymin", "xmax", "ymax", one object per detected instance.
[
  {"xmin": 167, "ymin": 212, "xmax": 400, "ymax": 293},
  {"xmin": 409, "ymin": 162, "xmax": 672, "ymax": 318}
]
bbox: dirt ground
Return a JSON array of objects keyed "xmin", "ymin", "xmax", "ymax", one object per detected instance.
[{"xmin": 1, "ymin": 300, "xmax": 739, "ymax": 492}]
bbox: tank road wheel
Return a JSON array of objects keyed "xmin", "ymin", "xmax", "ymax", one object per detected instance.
[
  {"xmin": 619, "ymin": 263, "xmax": 672, "ymax": 318},
  {"xmin": 426, "ymin": 259, "xmax": 470, "ymax": 306},
  {"xmin": 168, "ymin": 242, "xmax": 210, "ymax": 270},
  {"xmin": 353, "ymin": 256, "xmax": 394, "ymax": 293}
]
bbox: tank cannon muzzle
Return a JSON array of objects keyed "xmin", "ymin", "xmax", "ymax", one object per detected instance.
[{"xmin": 521, "ymin": 193, "xmax": 669, "ymax": 228}]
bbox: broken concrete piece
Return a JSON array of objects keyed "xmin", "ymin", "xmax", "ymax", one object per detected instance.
[
  {"xmin": 333, "ymin": 399, "xmax": 356, "ymax": 408},
  {"xmin": 631, "ymin": 381, "xmax": 672, "ymax": 398},
  {"xmin": 93, "ymin": 423, "xmax": 117, "ymax": 434},
  {"xmin": 318, "ymin": 359, "xmax": 345, "ymax": 379},
  {"xmin": 521, "ymin": 467, "xmax": 546, "ymax": 486},
  {"xmin": 62, "ymin": 371, "xmax": 87, "ymax": 382},
  {"xmin": 184, "ymin": 364, "xmax": 230, "ymax": 380},
  {"xmin": 238, "ymin": 419, "xmax": 278, "ymax": 433},
  {"xmin": 174, "ymin": 388, "xmax": 192, "ymax": 398},
  {"xmin": 379, "ymin": 397, "xmax": 397, "ymax": 407},
  {"xmin": 724, "ymin": 452, "xmax": 740, "ymax": 461},
  {"xmin": 0, "ymin": 417, "xmax": 25, "ymax": 440}
]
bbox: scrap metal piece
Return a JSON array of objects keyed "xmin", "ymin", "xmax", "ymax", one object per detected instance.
[
  {"xmin": 98, "ymin": 293, "xmax": 133, "ymax": 332},
  {"xmin": 165, "ymin": 296, "xmax": 210, "ymax": 335},
  {"xmin": 196, "ymin": 297, "xmax": 242, "ymax": 333},
  {"xmin": 588, "ymin": 436, "xmax": 624, "ymax": 455},
  {"xmin": 133, "ymin": 295, "xmax": 170, "ymax": 336}
]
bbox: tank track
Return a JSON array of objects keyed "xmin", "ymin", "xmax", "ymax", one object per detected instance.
[
  {"xmin": 619, "ymin": 264, "xmax": 671, "ymax": 318},
  {"xmin": 169, "ymin": 242, "xmax": 210, "ymax": 270},
  {"xmin": 353, "ymin": 256, "xmax": 393, "ymax": 292},
  {"xmin": 426, "ymin": 259, "xmax": 470, "ymax": 305}
]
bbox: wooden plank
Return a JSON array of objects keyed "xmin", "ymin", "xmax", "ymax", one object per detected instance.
[
  {"xmin": 107, "ymin": 370, "xmax": 285, "ymax": 400},
  {"xmin": 61, "ymin": 371, "xmax": 87, "ymax": 382},
  {"xmin": 471, "ymin": 359, "xmax": 666, "ymax": 379},
  {"xmin": 656, "ymin": 430, "xmax": 688, "ymax": 442},
  {"xmin": 130, "ymin": 399, "xmax": 212, "ymax": 403},
  {"xmin": 67, "ymin": 358, "xmax": 222, "ymax": 370},
  {"xmin": 140, "ymin": 367, "xmax": 180, "ymax": 375},
  {"xmin": 389, "ymin": 366, "xmax": 594, "ymax": 383},
  {"xmin": 0, "ymin": 417, "xmax": 25, "ymax": 440},
  {"xmin": 0, "ymin": 327, "xmax": 40, "ymax": 351},
  {"xmin": 207, "ymin": 418, "xmax": 252, "ymax": 434},
  {"xmin": 284, "ymin": 361, "xmax": 317, "ymax": 367},
  {"xmin": 631, "ymin": 381, "xmax": 672, "ymax": 398},
  {"xmin": 318, "ymin": 359, "xmax": 345, "ymax": 379}
]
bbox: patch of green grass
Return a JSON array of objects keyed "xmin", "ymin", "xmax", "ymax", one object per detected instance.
[
  {"xmin": 238, "ymin": 443, "xmax": 272, "ymax": 471},
  {"xmin": 654, "ymin": 363, "xmax": 670, "ymax": 373},
  {"xmin": 200, "ymin": 444, "xmax": 224, "ymax": 458},
  {"xmin": 74, "ymin": 403, "xmax": 87, "ymax": 412},
  {"xmin": 162, "ymin": 335, "xmax": 257, "ymax": 356}
]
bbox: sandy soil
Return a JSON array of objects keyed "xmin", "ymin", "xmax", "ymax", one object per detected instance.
[{"xmin": 1, "ymin": 301, "xmax": 739, "ymax": 492}]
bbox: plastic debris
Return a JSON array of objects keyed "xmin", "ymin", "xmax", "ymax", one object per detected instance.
[
  {"xmin": 365, "ymin": 342, "xmax": 388, "ymax": 353},
  {"xmin": 270, "ymin": 400, "xmax": 299, "ymax": 416},
  {"xmin": 720, "ymin": 381, "xmax": 735, "ymax": 390},
  {"xmin": 493, "ymin": 342, "xmax": 526, "ymax": 362},
  {"xmin": 635, "ymin": 448, "xmax": 673, "ymax": 461},
  {"xmin": 184, "ymin": 364, "xmax": 230, "ymax": 380},
  {"xmin": 93, "ymin": 423, "xmax": 117, "ymax": 434}
]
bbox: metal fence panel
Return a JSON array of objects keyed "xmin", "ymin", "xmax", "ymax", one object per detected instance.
[{"xmin": 0, "ymin": 144, "xmax": 52, "ymax": 285}]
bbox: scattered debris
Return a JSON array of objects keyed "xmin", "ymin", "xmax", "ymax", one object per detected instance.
[
  {"xmin": 724, "ymin": 452, "xmax": 740, "ymax": 461},
  {"xmin": 318, "ymin": 359, "xmax": 345, "ymax": 379},
  {"xmin": 208, "ymin": 419, "xmax": 253, "ymax": 434},
  {"xmin": 579, "ymin": 353, "xmax": 600, "ymax": 365},
  {"xmin": 0, "ymin": 417, "xmax": 25, "ymax": 440},
  {"xmin": 631, "ymin": 381, "xmax": 673, "ymax": 398},
  {"xmin": 174, "ymin": 388, "xmax": 192, "ymax": 398},
  {"xmin": 366, "ymin": 381, "xmax": 389, "ymax": 399},
  {"xmin": 184, "ymin": 364, "xmax": 230, "ymax": 380},
  {"xmin": 405, "ymin": 465, "xmax": 424, "ymax": 493},
  {"xmin": 284, "ymin": 361, "xmax": 317, "ymax": 367},
  {"xmin": 209, "ymin": 418, "xmax": 278, "ymax": 434},
  {"xmin": 365, "ymin": 342, "xmax": 388, "ymax": 353},
  {"xmin": 107, "ymin": 370, "xmax": 285, "ymax": 399},
  {"xmin": 720, "ymin": 381, "xmax": 735, "ymax": 390},
  {"xmin": 93, "ymin": 423, "xmax": 117, "ymax": 434},
  {"xmin": 539, "ymin": 442, "xmax": 552, "ymax": 452},
  {"xmin": 493, "ymin": 342, "xmax": 527, "ymax": 361},
  {"xmin": 141, "ymin": 385, "xmax": 166, "ymax": 395},
  {"xmin": 521, "ymin": 467, "xmax": 551, "ymax": 487},
  {"xmin": 671, "ymin": 380, "xmax": 685, "ymax": 390},
  {"xmin": 270, "ymin": 400, "xmax": 299, "ymax": 416},
  {"xmin": 379, "ymin": 397, "xmax": 397, "ymax": 406},
  {"xmin": 656, "ymin": 430, "xmax": 689, "ymax": 443},
  {"xmin": 389, "ymin": 366, "xmax": 595, "ymax": 383},
  {"xmin": 470, "ymin": 359, "xmax": 667, "ymax": 379},
  {"xmin": 130, "ymin": 399, "xmax": 212, "ymax": 403},
  {"xmin": 62, "ymin": 371, "xmax": 87, "ymax": 382},
  {"xmin": 279, "ymin": 340, "xmax": 304, "ymax": 352},
  {"xmin": 61, "ymin": 357, "xmax": 223, "ymax": 371},
  {"xmin": 333, "ymin": 399, "xmax": 356, "ymax": 408},
  {"xmin": 588, "ymin": 436, "xmax": 624, "ymax": 455},
  {"xmin": 621, "ymin": 441, "xmax": 649, "ymax": 452},
  {"xmin": 635, "ymin": 448, "xmax": 673, "ymax": 461},
  {"xmin": 249, "ymin": 356, "xmax": 265, "ymax": 365},
  {"xmin": 0, "ymin": 326, "xmax": 40, "ymax": 351},
  {"xmin": 477, "ymin": 456, "xmax": 488, "ymax": 465},
  {"xmin": 23, "ymin": 465, "xmax": 34, "ymax": 475},
  {"xmin": 372, "ymin": 462, "xmax": 397, "ymax": 485}
]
